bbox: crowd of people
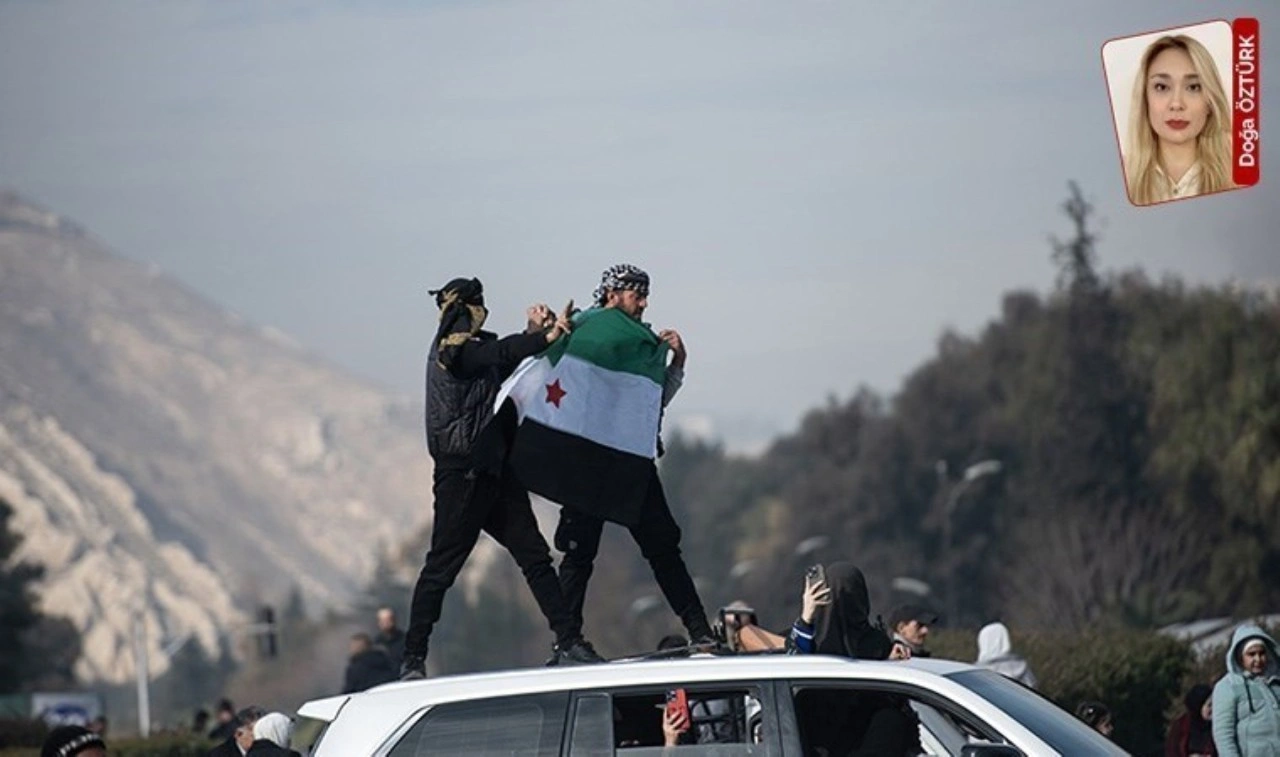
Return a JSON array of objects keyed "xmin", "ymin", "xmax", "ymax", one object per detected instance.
[{"xmin": 40, "ymin": 260, "xmax": 1280, "ymax": 757}]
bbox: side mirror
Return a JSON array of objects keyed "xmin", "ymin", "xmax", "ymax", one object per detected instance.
[{"xmin": 960, "ymin": 744, "xmax": 1022, "ymax": 757}]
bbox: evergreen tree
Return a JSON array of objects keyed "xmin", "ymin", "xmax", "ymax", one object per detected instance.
[{"xmin": 0, "ymin": 497, "xmax": 49, "ymax": 693}]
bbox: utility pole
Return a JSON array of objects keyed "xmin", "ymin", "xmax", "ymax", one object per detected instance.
[
  {"xmin": 133, "ymin": 612, "xmax": 151, "ymax": 738},
  {"xmin": 938, "ymin": 459, "xmax": 1003, "ymax": 626}
]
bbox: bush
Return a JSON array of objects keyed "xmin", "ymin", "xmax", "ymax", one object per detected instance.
[
  {"xmin": 929, "ymin": 627, "xmax": 1190, "ymax": 756},
  {"xmin": 0, "ymin": 735, "xmax": 208, "ymax": 757},
  {"xmin": 0, "ymin": 718, "xmax": 46, "ymax": 749}
]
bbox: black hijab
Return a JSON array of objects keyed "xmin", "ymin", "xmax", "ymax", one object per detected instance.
[
  {"xmin": 813, "ymin": 562, "xmax": 894, "ymax": 660},
  {"xmin": 1184, "ymin": 683, "xmax": 1214, "ymax": 751},
  {"xmin": 429, "ymin": 277, "xmax": 488, "ymax": 371}
]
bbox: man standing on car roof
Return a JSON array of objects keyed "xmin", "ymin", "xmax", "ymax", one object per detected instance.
[
  {"xmin": 551, "ymin": 264, "xmax": 715, "ymax": 650},
  {"xmin": 401, "ymin": 277, "xmax": 603, "ymax": 679}
]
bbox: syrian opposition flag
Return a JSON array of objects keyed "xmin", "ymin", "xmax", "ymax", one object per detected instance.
[{"xmin": 496, "ymin": 307, "xmax": 668, "ymax": 527}]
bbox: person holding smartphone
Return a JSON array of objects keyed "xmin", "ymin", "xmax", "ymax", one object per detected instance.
[
  {"xmin": 662, "ymin": 689, "xmax": 691, "ymax": 747},
  {"xmin": 788, "ymin": 562, "xmax": 895, "ymax": 660}
]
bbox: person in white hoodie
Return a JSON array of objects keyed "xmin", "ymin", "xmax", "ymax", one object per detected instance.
[{"xmin": 975, "ymin": 622, "xmax": 1038, "ymax": 688}]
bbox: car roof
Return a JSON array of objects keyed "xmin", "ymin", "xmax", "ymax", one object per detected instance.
[{"xmin": 300, "ymin": 654, "xmax": 978, "ymax": 723}]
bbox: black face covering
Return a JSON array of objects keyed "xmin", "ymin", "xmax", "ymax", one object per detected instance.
[
  {"xmin": 429, "ymin": 277, "xmax": 488, "ymax": 370},
  {"xmin": 813, "ymin": 562, "xmax": 893, "ymax": 660}
]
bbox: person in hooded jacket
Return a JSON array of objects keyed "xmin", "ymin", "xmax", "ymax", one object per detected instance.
[
  {"xmin": 1212, "ymin": 624, "xmax": 1280, "ymax": 757},
  {"xmin": 1165, "ymin": 683, "xmax": 1216, "ymax": 757},
  {"xmin": 787, "ymin": 563, "xmax": 895, "ymax": 660},
  {"xmin": 787, "ymin": 562, "xmax": 919, "ymax": 757},
  {"xmin": 975, "ymin": 622, "xmax": 1038, "ymax": 688}
]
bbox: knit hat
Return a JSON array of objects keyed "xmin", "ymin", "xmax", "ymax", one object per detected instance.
[{"xmin": 41, "ymin": 725, "xmax": 105, "ymax": 757}]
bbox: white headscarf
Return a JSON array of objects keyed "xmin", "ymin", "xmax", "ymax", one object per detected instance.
[
  {"xmin": 977, "ymin": 622, "xmax": 1013, "ymax": 662},
  {"xmin": 975, "ymin": 622, "xmax": 1038, "ymax": 688},
  {"xmin": 252, "ymin": 712, "xmax": 293, "ymax": 748}
]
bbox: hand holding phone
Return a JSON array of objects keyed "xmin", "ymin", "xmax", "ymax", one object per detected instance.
[
  {"xmin": 665, "ymin": 687, "xmax": 689, "ymax": 724},
  {"xmin": 662, "ymin": 688, "xmax": 691, "ymax": 746},
  {"xmin": 802, "ymin": 565, "xmax": 831, "ymax": 624}
]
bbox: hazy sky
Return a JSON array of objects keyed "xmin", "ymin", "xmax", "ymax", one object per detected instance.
[{"xmin": 2, "ymin": 1, "xmax": 1276, "ymax": 446}]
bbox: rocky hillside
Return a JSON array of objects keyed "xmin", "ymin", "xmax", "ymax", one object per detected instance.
[{"xmin": 0, "ymin": 191, "xmax": 433, "ymax": 683}]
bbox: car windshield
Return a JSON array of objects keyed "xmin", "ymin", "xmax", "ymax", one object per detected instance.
[{"xmin": 947, "ymin": 670, "xmax": 1128, "ymax": 756}]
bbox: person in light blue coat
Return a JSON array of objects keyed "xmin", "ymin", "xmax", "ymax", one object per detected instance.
[{"xmin": 1212, "ymin": 624, "xmax": 1280, "ymax": 757}]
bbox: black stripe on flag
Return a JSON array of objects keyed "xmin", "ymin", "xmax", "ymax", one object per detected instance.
[{"xmin": 508, "ymin": 419, "xmax": 653, "ymax": 527}]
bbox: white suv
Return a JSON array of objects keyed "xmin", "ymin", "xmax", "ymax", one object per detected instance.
[{"xmin": 297, "ymin": 655, "xmax": 1126, "ymax": 756}]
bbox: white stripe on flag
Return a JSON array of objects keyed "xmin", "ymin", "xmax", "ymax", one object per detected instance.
[{"xmin": 505, "ymin": 354, "xmax": 661, "ymax": 458}]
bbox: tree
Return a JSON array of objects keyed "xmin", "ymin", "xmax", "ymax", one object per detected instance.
[
  {"xmin": 0, "ymin": 496, "xmax": 82, "ymax": 692},
  {"xmin": 652, "ymin": 182, "xmax": 1280, "ymax": 631}
]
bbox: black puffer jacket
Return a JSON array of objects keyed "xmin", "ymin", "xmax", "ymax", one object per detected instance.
[{"xmin": 425, "ymin": 330, "xmax": 549, "ymax": 470}]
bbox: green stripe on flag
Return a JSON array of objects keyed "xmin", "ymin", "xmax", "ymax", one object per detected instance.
[{"xmin": 543, "ymin": 307, "xmax": 669, "ymax": 384}]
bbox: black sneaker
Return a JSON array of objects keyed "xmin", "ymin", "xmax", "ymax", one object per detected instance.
[
  {"xmin": 400, "ymin": 655, "xmax": 427, "ymax": 681},
  {"xmin": 551, "ymin": 638, "xmax": 606, "ymax": 666}
]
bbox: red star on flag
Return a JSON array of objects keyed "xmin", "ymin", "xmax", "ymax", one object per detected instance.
[{"xmin": 545, "ymin": 378, "xmax": 567, "ymax": 408}]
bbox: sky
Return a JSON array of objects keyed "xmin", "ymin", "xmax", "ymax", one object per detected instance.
[{"xmin": 1, "ymin": 0, "xmax": 1276, "ymax": 449}]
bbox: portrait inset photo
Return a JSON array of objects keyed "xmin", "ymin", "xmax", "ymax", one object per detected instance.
[{"xmin": 1102, "ymin": 21, "xmax": 1239, "ymax": 207}]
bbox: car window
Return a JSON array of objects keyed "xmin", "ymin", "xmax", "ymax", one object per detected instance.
[
  {"xmin": 947, "ymin": 670, "xmax": 1127, "ymax": 756},
  {"xmin": 386, "ymin": 692, "xmax": 568, "ymax": 757},
  {"xmin": 570, "ymin": 684, "xmax": 774, "ymax": 756},
  {"xmin": 292, "ymin": 714, "xmax": 330, "ymax": 755},
  {"xmin": 910, "ymin": 700, "xmax": 988, "ymax": 756},
  {"xmin": 790, "ymin": 683, "xmax": 999, "ymax": 757}
]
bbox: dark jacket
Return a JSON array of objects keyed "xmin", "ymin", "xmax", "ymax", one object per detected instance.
[
  {"xmin": 206, "ymin": 738, "xmax": 242, "ymax": 757},
  {"xmin": 343, "ymin": 648, "xmax": 397, "ymax": 694},
  {"xmin": 375, "ymin": 627, "xmax": 406, "ymax": 668},
  {"xmin": 244, "ymin": 741, "xmax": 300, "ymax": 757},
  {"xmin": 425, "ymin": 330, "xmax": 548, "ymax": 470},
  {"xmin": 1166, "ymin": 683, "xmax": 1216, "ymax": 757},
  {"xmin": 208, "ymin": 720, "xmax": 237, "ymax": 743},
  {"xmin": 1166, "ymin": 712, "xmax": 1217, "ymax": 757}
]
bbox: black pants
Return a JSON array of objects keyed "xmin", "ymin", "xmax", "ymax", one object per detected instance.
[
  {"xmin": 554, "ymin": 465, "xmax": 711, "ymax": 640},
  {"xmin": 405, "ymin": 467, "xmax": 575, "ymax": 660}
]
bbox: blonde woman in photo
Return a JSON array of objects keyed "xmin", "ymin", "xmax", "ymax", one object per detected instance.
[{"xmin": 1124, "ymin": 34, "xmax": 1234, "ymax": 205}]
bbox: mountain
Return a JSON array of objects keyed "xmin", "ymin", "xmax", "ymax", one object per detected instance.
[{"xmin": 0, "ymin": 190, "xmax": 433, "ymax": 683}]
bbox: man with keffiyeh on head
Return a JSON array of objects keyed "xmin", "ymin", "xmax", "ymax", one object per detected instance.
[
  {"xmin": 548, "ymin": 263, "xmax": 717, "ymax": 652},
  {"xmin": 400, "ymin": 276, "xmax": 604, "ymax": 680}
]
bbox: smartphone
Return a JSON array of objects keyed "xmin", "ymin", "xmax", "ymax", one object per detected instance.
[
  {"xmin": 805, "ymin": 563, "xmax": 826, "ymax": 587},
  {"xmin": 718, "ymin": 605, "xmax": 758, "ymax": 629},
  {"xmin": 665, "ymin": 687, "xmax": 689, "ymax": 725}
]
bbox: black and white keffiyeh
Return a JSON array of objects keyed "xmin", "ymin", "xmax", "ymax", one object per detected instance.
[{"xmin": 592, "ymin": 263, "xmax": 650, "ymax": 305}]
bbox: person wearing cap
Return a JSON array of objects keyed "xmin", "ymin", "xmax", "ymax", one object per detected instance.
[
  {"xmin": 552, "ymin": 264, "xmax": 715, "ymax": 648},
  {"xmin": 888, "ymin": 604, "xmax": 938, "ymax": 658},
  {"xmin": 1211, "ymin": 623, "xmax": 1280, "ymax": 757},
  {"xmin": 401, "ymin": 277, "xmax": 603, "ymax": 679},
  {"xmin": 40, "ymin": 725, "xmax": 105, "ymax": 757}
]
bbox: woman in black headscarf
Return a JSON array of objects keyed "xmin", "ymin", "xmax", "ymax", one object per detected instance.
[
  {"xmin": 790, "ymin": 562, "xmax": 894, "ymax": 660},
  {"xmin": 787, "ymin": 563, "xmax": 919, "ymax": 757},
  {"xmin": 1165, "ymin": 683, "xmax": 1216, "ymax": 757}
]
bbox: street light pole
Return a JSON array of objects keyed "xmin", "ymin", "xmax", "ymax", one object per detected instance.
[
  {"xmin": 133, "ymin": 612, "xmax": 151, "ymax": 739},
  {"xmin": 939, "ymin": 459, "xmax": 1003, "ymax": 627}
]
